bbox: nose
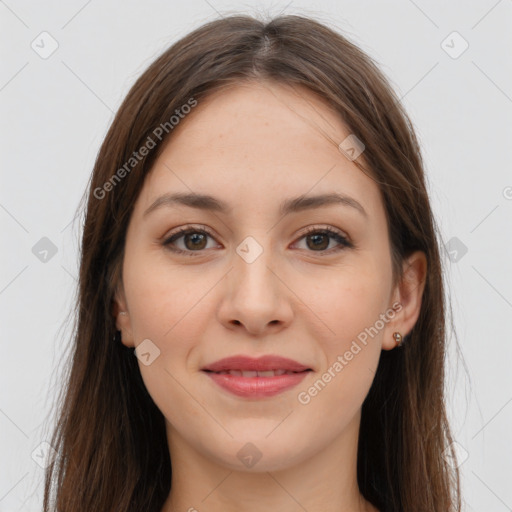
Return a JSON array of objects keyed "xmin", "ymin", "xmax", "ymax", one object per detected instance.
[{"xmin": 217, "ymin": 242, "xmax": 294, "ymax": 336}]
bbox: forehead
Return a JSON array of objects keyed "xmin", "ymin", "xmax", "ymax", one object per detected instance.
[
  {"xmin": 163, "ymin": 80, "xmax": 348, "ymax": 162},
  {"xmin": 135, "ymin": 80, "xmax": 383, "ymax": 221}
]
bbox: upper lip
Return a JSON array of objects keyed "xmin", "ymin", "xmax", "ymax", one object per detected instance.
[{"xmin": 201, "ymin": 355, "xmax": 312, "ymax": 372}]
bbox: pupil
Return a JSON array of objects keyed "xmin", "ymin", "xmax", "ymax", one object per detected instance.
[
  {"xmin": 186, "ymin": 233, "xmax": 206, "ymax": 250},
  {"xmin": 308, "ymin": 234, "xmax": 328, "ymax": 250}
]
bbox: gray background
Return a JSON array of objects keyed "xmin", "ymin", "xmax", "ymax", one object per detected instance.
[{"xmin": 1, "ymin": 1, "xmax": 511, "ymax": 511}]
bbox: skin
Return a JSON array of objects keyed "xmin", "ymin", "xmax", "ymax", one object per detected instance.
[{"xmin": 114, "ymin": 80, "xmax": 426, "ymax": 512}]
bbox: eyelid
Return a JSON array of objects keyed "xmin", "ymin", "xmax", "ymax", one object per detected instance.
[
  {"xmin": 164, "ymin": 224, "xmax": 213, "ymax": 238},
  {"xmin": 298, "ymin": 224, "xmax": 350, "ymax": 241},
  {"xmin": 162, "ymin": 224, "xmax": 219, "ymax": 249}
]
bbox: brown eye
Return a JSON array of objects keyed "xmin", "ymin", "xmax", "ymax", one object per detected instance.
[
  {"xmin": 162, "ymin": 225, "xmax": 352, "ymax": 257},
  {"xmin": 183, "ymin": 232, "xmax": 208, "ymax": 250},
  {"xmin": 294, "ymin": 227, "xmax": 352, "ymax": 254},
  {"xmin": 163, "ymin": 227, "xmax": 218, "ymax": 255},
  {"xmin": 305, "ymin": 232, "xmax": 330, "ymax": 251}
]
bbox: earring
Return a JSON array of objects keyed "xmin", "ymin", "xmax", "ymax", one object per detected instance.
[
  {"xmin": 119, "ymin": 311, "xmax": 127, "ymax": 316},
  {"xmin": 393, "ymin": 332, "xmax": 403, "ymax": 347}
]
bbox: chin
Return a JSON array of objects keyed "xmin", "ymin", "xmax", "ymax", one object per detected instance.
[{"xmin": 204, "ymin": 435, "xmax": 310, "ymax": 473}]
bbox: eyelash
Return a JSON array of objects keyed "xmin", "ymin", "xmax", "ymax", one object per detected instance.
[{"xmin": 162, "ymin": 224, "xmax": 353, "ymax": 257}]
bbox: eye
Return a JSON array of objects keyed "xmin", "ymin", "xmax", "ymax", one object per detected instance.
[
  {"xmin": 162, "ymin": 225, "xmax": 219, "ymax": 255},
  {"xmin": 292, "ymin": 225, "xmax": 353, "ymax": 254},
  {"xmin": 162, "ymin": 224, "xmax": 353, "ymax": 257}
]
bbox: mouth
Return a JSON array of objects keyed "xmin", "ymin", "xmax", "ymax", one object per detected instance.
[
  {"xmin": 200, "ymin": 355, "xmax": 313, "ymax": 398},
  {"xmin": 202, "ymin": 369, "xmax": 311, "ymax": 377}
]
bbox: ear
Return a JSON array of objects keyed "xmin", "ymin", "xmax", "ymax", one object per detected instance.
[
  {"xmin": 382, "ymin": 250, "xmax": 427, "ymax": 351},
  {"xmin": 112, "ymin": 282, "xmax": 135, "ymax": 348}
]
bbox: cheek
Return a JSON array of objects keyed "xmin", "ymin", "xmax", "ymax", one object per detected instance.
[
  {"xmin": 122, "ymin": 252, "xmax": 208, "ymax": 423},
  {"xmin": 123, "ymin": 245, "xmax": 206, "ymax": 340},
  {"xmin": 299, "ymin": 264, "xmax": 390, "ymax": 398},
  {"xmin": 292, "ymin": 273, "xmax": 388, "ymax": 429},
  {"xmin": 307, "ymin": 263, "xmax": 391, "ymax": 342},
  {"xmin": 122, "ymin": 247, "xmax": 219, "ymax": 402}
]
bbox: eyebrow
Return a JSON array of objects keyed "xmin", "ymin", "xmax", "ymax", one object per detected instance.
[{"xmin": 143, "ymin": 191, "xmax": 367, "ymax": 218}]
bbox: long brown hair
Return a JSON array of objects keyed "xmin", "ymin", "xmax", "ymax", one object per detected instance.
[{"xmin": 43, "ymin": 13, "xmax": 461, "ymax": 512}]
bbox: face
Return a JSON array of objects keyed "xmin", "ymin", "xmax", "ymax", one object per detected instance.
[{"xmin": 114, "ymin": 80, "xmax": 425, "ymax": 472}]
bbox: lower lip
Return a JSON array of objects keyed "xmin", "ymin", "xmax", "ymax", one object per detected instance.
[{"xmin": 203, "ymin": 371, "xmax": 310, "ymax": 398}]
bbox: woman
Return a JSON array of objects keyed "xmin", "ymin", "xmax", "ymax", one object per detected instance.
[{"xmin": 43, "ymin": 13, "xmax": 462, "ymax": 512}]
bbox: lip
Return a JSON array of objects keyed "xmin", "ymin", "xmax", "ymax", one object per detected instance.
[
  {"xmin": 201, "ymin": 355, "xmax": 312, "ymax": 398},
  {"xmin": 201, "ymin": 355, "xmax": 311, "ymax": 373}
]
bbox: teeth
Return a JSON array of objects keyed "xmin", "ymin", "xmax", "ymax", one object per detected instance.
[
  {"xmin": 258, "ymin": 370, "xmax": 278, "ymax": 377},
  {"xmin": 215, "ymin": 369, "xmax": 297, "ymax": 377}
]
